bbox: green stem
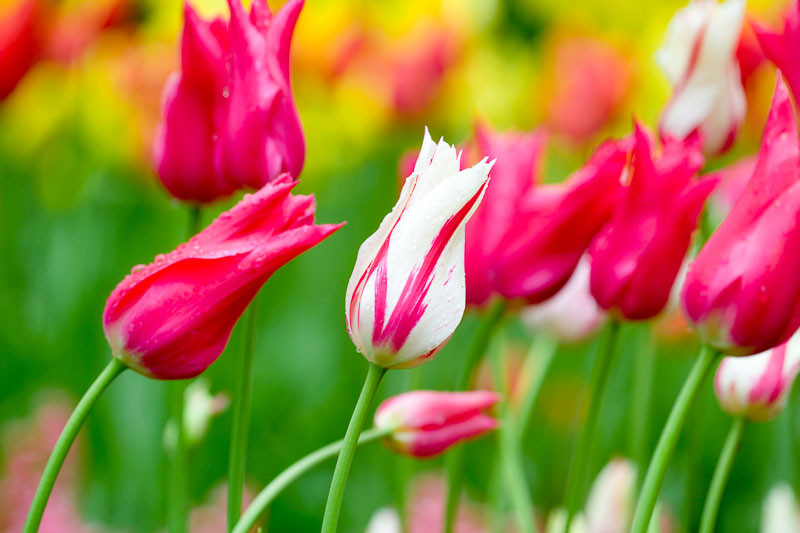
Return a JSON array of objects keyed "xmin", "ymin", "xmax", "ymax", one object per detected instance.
[
  {"xmin": 491, "ymin": 340, "xmax": 535, "ymax": 533},
  {"xmin": 166, "ymin": 204, "xmax": 202, "ymax": 533},
  {"xmin": 563, "ymin": 321, "xmax": 620, "ymax": 531},
  {"xmin": 24, "ymin": 359, "xmax": 126, "ymax": 533},
  {"xmin": 321, "ymin": 363, "xmax": 387, "ymax": 533},
  {"xmin": 629, "ymin": 323, "xmax": 655, "ymax": 491},
  {"xmin": 630, "ymin": 344, "xmax": 720, "ymax": 533},
  {"xmin": 167, "ymin": 382, "xmax": 188, "ymax": 533},
  {"xmin": 444, "ymin": 299, "xmax": 507, "ymax": 533},
  {"xmin": 698, "ymin": 418, "xmax": 745, "ymax": 533},
  {"xmin": 233, "ymin": 427, "xmax": 391, "ymax": 533},
  {"xmin": 518, "ymin": 335, "xmax": 558, "ymax": 441},
  {"xmin": 227, "ymin": 299, "xmax": 261, "ymax": 531}
]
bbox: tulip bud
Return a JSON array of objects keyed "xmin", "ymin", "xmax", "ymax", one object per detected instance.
[
  {"xmin": 345, "ymin": 129, "xmax": 493, "ymax": 369},
  {"xmin": 465, "ymin": 121, "xmax": 548, "ymax": 308},
  {"xmin": 656, "ymin": 0, "xmax": 746, "ymax": 155},
  {"xmin": 754, "ymin": 2, "xmax": 800, "ymax": 106},
  {"xmin": 584, "ymin": 458, "xmax": 636, "ymax": 533},
  {"xmin": 522, "ymin": 255, "xmax": 605, "ymax": 342},
  {"xmin": 589, "ymin": 124, "xmax": 716, "ymax": 320},
  {"xmin": 494, "ymin": 137, "xmax": 629, "ymax": 304},
  {"xmin": 153, "ymin": 0, "xmax": 305, "ymax": 204},
  {"xmin": 682, "ymin": 76, "xmax": 800, "ymax": 355},
  {"xmin": 103, "ymin": 175, "xmax": 342, "ymax": 379},
  {"xmin": 714, "ymin": 332, "xmax": 800, "ymax": 421},
  {"xmin": 365, "ymin": 508, "xmax": 402, "ymax": 533},
  {"xmin": 373, "ymin": 390, "xmax": 499, "ymax": 458},
  {"xmin": 762, "ymin": 484, "xmax": 800, "ymax": 533}
]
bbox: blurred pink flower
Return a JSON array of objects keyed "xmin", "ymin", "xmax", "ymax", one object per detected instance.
[
  {"xmin": 0, "ymin": 398, "xmax": 98, "ymax": 533},
  {"xmin": 374, "ymin": 390, "xmax": 499, "ymax": 458},
  {"xmin": 522, "ymin": 255, "xmax": 605, "ymax": 342},
  {"xmin": 190, "ymin": 484, "xmax": 256, "ymax": 533},
  {"xmin": 407, "ymin": 474, "xmax": 488, "ymax": 533},
  {"xmin": 153, "ymin": 0, "xmax": 306, "ymax": 203},
  {"xmin": 714, "ymin": 331, "xmax": 800, "ymax": 421},
  {"xmin": 0, "ymin": 0, "xmax": 44, "ymax": 100},
  {"xmin": 682, "ymin": 76, "xmax": 800, "ymax": 355},
  {"xmin": 465, "ymin": 121, "xmax": 548, "ymax": 307},
  {"xmin": 545, "ymin": 35, "xmax": 633, "ymax": 144},
  {"xmin": 589, "ymin": 124, "xmax": 715, "ymax": 320},
  {"xmin": 656, "ymin": 0, "xmax": 747, "ymax": 155}
]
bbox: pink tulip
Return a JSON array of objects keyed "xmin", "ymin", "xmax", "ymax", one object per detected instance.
[
  {"xmin": 714, "ymin": 332, "xmax": 800, "ymax": 421},
  {"xmin": 373, "ymin": 390, "xmax": 499, "ymax": 458},
  {"xmin": 656, "ymin": 0, "xmax": 746, "ymax": 155},
  {"xmin": 153, "ymin": 0, "xmax": 305, "ymax": 204},
  {"xmin": 465, "ymin": 122, "xmax": 548, "ymax": 307},
  {"xmin": 753, "ymin": 1, "xmax": 800, "ymax": 106},
  {"xmin": 545, "ymin": 35, "xmax": 633, "ymax": 144},
  {"xmin": 493, "ymin": 137, "xmax": 629, "ymax": 304},
  {"xmin": 682, "ymin": 76, "xmax": 800, "ymax": 355},
  {"xmin": 345, "ymin": 129, "xmax": 492, "ymax": 369},
  {"xmin": 103, "ymin": 175, "xmax": 342, "ymax": 379},
  {"xmin": 706, "ymin": 155, "xmax": 757, "ymax": 220},
  {"xmin": 583, "ymin": 458, "xmax": 636, "ymax": 533},
  {"xmin": 589, "ymin": 124, "xmax": 715, "ymax": 320}
]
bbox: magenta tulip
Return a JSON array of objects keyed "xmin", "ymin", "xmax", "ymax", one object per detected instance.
[
  {"xmin": 373, "ymin": 390, "xmax": 499, "ymax": 458},
  {"xmin": 493, "ymin": 137, "xmax": 629, "ymax": 304},
  {"xmin": 590, "ymin": 123, "xmax": 715, "ymax": 320},
  {"xmin": 465, "ymin": 122, "xmax": 548, "ymax": 307},
  {"xmin": 153, "ymin": 0, "xmax": 305, "ymax": 204},
  {"xmin": 754, "ymin": 1, "xmax": 800, "ymax": 106},
  {"xmin": 682, "ymin": 75, "xmax": 800, "ymax": 355},
  {"xmin": 103, "ymin": 175, "xmax": 342, "ymax": 379}
]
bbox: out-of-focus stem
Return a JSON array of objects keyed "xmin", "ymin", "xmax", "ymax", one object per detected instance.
[
  {"xmin": 443, "ymin": 300, "xmax": 507, "ymax": 533},
  {"xmin": 629, "ymin": 323, "xmax": 655, "ymax": 491},
  {"xmin": 698, "ymin": 418, "xmax": 745, "ymax": 533},
  {"xmin": 563, "ymin": 320, "xmax": 621, "ymax": 532}
]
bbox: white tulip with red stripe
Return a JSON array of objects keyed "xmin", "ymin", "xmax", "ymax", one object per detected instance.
[
  {"xmin": 345, "ymin": 129, "xmax": 493, "ymax": 369},
  {"xmin": 656, "ymin": 0, "xmax": 746, "ymax": 155}
]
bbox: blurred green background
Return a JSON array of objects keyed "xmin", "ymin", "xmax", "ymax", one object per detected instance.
[{"xmin": 0, "ymin": 0, "xmax": 797, "ymax": 531}]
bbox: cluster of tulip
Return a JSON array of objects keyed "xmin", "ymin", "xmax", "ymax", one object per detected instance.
[{"xmin": 13, "ymin": 0, "xmax": 800, "ymax": 531}]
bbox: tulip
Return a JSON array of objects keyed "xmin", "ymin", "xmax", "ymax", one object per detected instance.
[
  {"xmin": 589, "ymin": 124, "xmax": 716, "ymax": 320},
  {"xmin": 544, "ymin": 35, "xmax": 633, "ymax": 144},
  {"xmin": 753, "ymin": 1, "xmax": 800, "ymax": 105},
  {"xmin": 153, "ymin": 0, "xmax": 305, "ymax": 204},
  {"xmin": 365, "ymin": 508, "xmax": 402, "ymax": 533},
  {"xmin": 465, "ymin": 122, "xmax": 548, "ymax": 307},
  {"xmin": 493, "ymin": 137, "xmax": 629, "ymax": 304},
  {"xmin": 656, "ymin": 0, "xmax": 746, "ymax": 155},
  {"xmin": 706, "ymin": 155, "xmax": 757, "ymax": 222},
  {"xmin": 762, "ymin": 484, "xmax": 800, "ymax": 533},
  {"xmin": 373, "ymin": 390, "xmax": 499, "ymax": 458},
  {"xmin": 345, "ymin": 129, "xmax": 493, "ymax": 369},
  {"xmin": 714, "ymin": 332, "xmax": 800, "ymax": 421},
  {"xmin": 681, "ymin": 75, "xmax": 800, "ymax": 355},
  {"xmin": 522, "ymin": 255, "xmax": 605, "ymax": 342},
  {"xmin": 583, "ymin": 459, "xmax": 636, "ymax": 533},
  {"xmin": 103, "ymin": 175, "xmax": 342, "ymax": 379}
]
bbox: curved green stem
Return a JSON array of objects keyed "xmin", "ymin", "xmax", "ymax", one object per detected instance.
[
  {"xmin": 444, "ymin": 299, "xmax": 507, "ymax": 533},
  {"xmin": 227, "ymin": 299, "xmax": 260, "ymax": 531},
  {"xmin": 24, "ymin": 359, "xmax": 126, "ymax": 533},
  {"xmin": 563, "ymin": 321, "xmax": 620, "ymax": 531},
  {"xmin": 233, "ymin": 427, "xmax": 390, "ymax": 533},
  {"xmin": 321, "ymin": 363, "xmax": 387, "ymax": 533},
  {"xmin": 630, "ymin": 344, "xmax": 720, "ymax": 533},
  {"xmin": 698, "ymin": 418, "xmax": 745, "ymax": 533}
]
